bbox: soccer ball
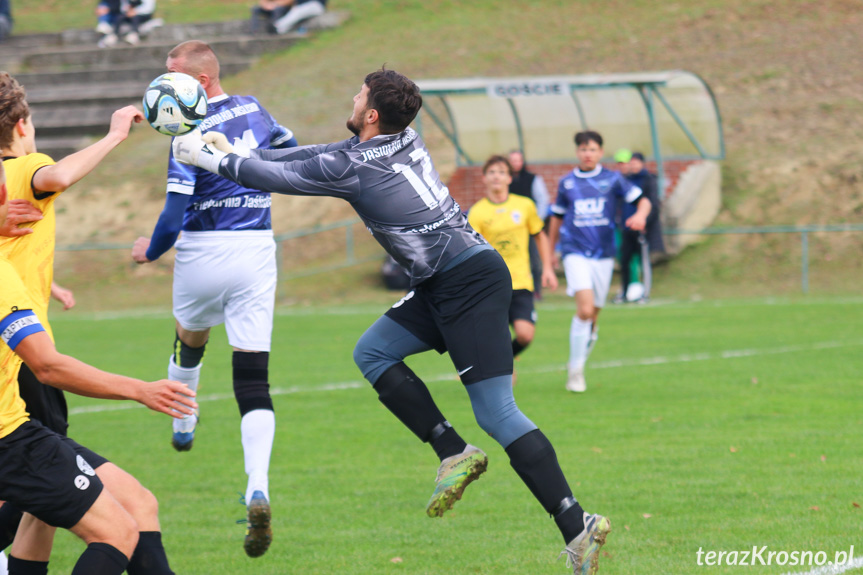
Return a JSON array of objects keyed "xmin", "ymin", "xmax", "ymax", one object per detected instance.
[{"xmin": 142, "ymin": 73, "xmax": 207, "ymax": 136}]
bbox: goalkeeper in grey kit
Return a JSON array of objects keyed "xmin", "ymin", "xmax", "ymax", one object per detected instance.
[{"xmin": 173, "ymin": 67, "xmax": 610, "ymax": 574}]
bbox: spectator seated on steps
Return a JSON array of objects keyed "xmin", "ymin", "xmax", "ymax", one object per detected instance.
[
  {"xmin": 0, "ymin": 0, "xmax": 12, "ymax": 43},
  {"xmin": 251, "ymin": 0, "xmax": 327, "ymax": 35},
  {"xmin": 97, "ymin": 0, "xmax": 163, "ymax": 47}
]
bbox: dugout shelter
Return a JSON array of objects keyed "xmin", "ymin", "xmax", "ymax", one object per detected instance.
[{"xmin": 414, "ymin": 71, "xmax": 726, "ymax": 252}]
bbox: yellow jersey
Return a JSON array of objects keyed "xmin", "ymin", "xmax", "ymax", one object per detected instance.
[
  {"xmin": 468, "ymin": 194, "xmax": 544, "ymax": 291},
  {"xmin": 0, "ymin": 258, "xmax": 43, "ymax": 438},
  {"xmin": 0, "ymin": 153, "xmax": 60, "ymax": 340}
]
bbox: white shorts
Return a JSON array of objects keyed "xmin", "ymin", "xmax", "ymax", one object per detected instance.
[
  {"xmin": 562, "ymin": 254, "xmax": 614, "ymax": 306},
  {"xmin": 173, "ymin": 230, "xmax": 276, "ymax": 351}
]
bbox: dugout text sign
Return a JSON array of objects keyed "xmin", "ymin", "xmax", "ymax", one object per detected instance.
[{"xmin": 486, "ymin": 81, "xmax": 567, "ymax": 98}]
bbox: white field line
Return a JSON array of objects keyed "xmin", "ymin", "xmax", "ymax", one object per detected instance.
[
  {"xmin": 48, "ymin": 295, "xmax": 863, "ymax": 322},
  {"xmin": 68, "ymin": 339, "xmax": 863, "ymax": 416},
  {"xmin": 781, "ymin": 555, "xmax": 863, "ymax": 575}
]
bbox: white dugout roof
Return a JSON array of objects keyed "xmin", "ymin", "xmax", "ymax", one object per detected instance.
[{"xmin": 414, "ymin": 71, "xmax": 725, "ymax": 167}]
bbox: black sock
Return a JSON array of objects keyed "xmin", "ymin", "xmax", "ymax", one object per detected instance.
[
  {"xmin": 430, "ymin": 426, "xmax": 467, "ymax": 461},
  {"xmin": 233, "ymin": 351, "xmax": 273, "ymax": 416},
  {"xmin": 70, "ymin": 543, "xmax": 128, "ymax": 575},
  {"xmin": 374, "ymin": 363, "xmax": 467, "ymax": 460},
  {"xmin": 555, "ymin": 504, "xmax": 585, "ymax": 544},
  {"xmin": 505, "ymin": 429, "xmax": 584, "ymax": 543},
  {"xmin": 7, "ymin": 557, "xmax": 48, "ymax": 575},
  {"xmin": 173, "ymin": 332, "xmax": 206, "ymax": 368},
  {"xmin": 512, "ymin": 339, "xmax": 529, "ymax": 358},
  {"xmin": 0, "ymin": 501, "xmax": 23, "ymax": 550},
  {"xmin": 127, "ymin": 531, "xmax": 174, "ymax": 575}
]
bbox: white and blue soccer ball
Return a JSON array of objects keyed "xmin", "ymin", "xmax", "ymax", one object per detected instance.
[{"xmin": 142, "ymin": 73, "xmax": 207, "ymax": 136}]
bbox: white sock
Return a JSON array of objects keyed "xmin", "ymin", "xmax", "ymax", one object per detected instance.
[
  {"xmin": 568, "ymin": 316, "xmax": 593, "ymax": 372},
  {"xmin": 242, "ymin": 409, "xmax": 275, "ymax": 503},
  {"xmin": 168, "ymin": 356, "xmax": 201, "ymax": 432}
]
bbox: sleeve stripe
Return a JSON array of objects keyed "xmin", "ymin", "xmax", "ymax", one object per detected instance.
[
  {"xmin": 166, "ymin": 183, "xmax": 195, "ymax": 195},
  {"xmin": 0, "ymin": 310, "xmax": 45, "ymax": 351},
  {"xmin": 270, "ymin": 129, "xmax": 295, "ymax": 147},
  {"xmin": 625, "ymin": 185, "xmax": 643, "ymax": 204}
]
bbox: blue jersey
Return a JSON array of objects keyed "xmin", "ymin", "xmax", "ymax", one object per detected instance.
[
  {"xmin": 551, "ymin": 166, "xmax": 643, "ymax": 259},
  {"xmin": 166, "ymin": 94, "xmax": 294, "ymax": 232}
]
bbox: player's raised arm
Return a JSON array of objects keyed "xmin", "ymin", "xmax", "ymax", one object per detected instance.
[
  {"xmin": 32, "ymin": 106, "xmax": 143, "ymax": 193},
  {"xmin": 12, "ymin": 329, "xmax": 197, "ymax": 418},
  {"xmin": 251, "ymin": 141, "xmax": 351, "ymax": 162},
  {"xmin": 174, "ymin": 130, "xmax": 359, "ymax": 200}
]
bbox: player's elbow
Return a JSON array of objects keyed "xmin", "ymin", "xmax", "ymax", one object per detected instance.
[{"xmin": 27, "ymin": 359, "xmax": 61, "ymax": 388}]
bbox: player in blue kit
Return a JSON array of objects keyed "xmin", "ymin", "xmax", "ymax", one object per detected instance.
[
  {"xmin": 132, "ymin": 40, "xmax": 297, "ymax": 558},
  {"xmin": 548, "ymin": 130, "xmax": 651, "ymax": 393},
  {"xmin": 172, "ymin": 68, "xmax": 612, "ymax": 575}
]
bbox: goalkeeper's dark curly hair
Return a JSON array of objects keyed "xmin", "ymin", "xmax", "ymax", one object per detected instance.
[
  {"xmin": 364, "ymin": 67, "xmax": 422, "ymax": 135},
  {"xmin": 0, "ymin": 72, "xmax": 29, "ymax": 150}
]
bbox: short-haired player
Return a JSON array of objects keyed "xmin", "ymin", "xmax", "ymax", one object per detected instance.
[
  {"xmin": 547, "ymin": 130, "xmax": 651, "ymax": 392},
  {"xmin": 0, "ymin": 159, "xmax": 197, "ymax": 575},
  {"xmin": 467, "ymin": 155, "xmax": 557, "ymax": 378},
  {"xmin": 173, "ymin": 67, "xmax": 612, "ymax": 575},
  {"xmin": 131, "ymin": 40, "xmax": 298, "ymax": 558},
  {"xmin": 0, "ymin": 71, "xmax": 191, "ymax": 574}
]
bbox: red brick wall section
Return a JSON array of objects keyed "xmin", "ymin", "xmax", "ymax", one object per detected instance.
[{"xmin": 447, "ymin": 159, "xmax": 699, "ymax": 210}]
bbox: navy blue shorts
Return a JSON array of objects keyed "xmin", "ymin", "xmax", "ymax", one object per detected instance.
[{"xmin": 385, "ymin": 249, "xmax": 514, "ymax": 385}]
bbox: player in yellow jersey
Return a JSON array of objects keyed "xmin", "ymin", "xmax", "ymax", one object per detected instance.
[
  {"xmin": 0, "ymin": 72, "xmax": 184, "ymax": 574},
  {"xmin": 0, "ymin": 159, "xmax": 197, "ymax": 575},
  {"xmin": 468, "ymin": 155, "xmax": 557, "ymax": 365}
]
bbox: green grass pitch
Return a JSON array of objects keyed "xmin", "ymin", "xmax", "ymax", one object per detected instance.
[{"xmin": 45, "ymin": 296, "xmax": 862, "ymax": 574}]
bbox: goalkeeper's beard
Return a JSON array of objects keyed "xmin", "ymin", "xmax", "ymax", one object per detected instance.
[{"xmin": 346, "ymin": 109, "xmax": 366, "ymax": 137}]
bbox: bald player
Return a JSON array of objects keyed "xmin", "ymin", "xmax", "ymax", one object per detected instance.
[{"xmin": 131, "ymin": 40, "xmax": 298, "ymax": 558}]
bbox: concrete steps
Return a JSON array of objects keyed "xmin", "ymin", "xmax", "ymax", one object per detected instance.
[{"xmin": 3, "ymin": 12, "xmax": 348, "ymax": 158}]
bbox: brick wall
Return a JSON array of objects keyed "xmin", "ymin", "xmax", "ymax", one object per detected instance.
[{"xmin": 446, "ymin": 159, "xmax": 700, "ymax": 209}]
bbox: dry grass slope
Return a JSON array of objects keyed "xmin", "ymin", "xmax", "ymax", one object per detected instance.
[{"xmin": 15, "ymin": 0, "xmax": 863, "ymax": 304}]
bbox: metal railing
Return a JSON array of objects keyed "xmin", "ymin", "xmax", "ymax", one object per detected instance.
[
  {"xmin": 55, "ymin": 221, "xmax": 863, "ymax": 293},
  {"xmin": 665, "ymin": 223, "xmax": 863, "ymax": 293},
  {"xmin": 56, "ymin": 218, "xmax": 381, "ymax": 279}
]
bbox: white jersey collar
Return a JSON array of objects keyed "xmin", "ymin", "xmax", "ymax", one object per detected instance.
[
  {"xmin": 209, "ymin": 93, "xmax": 229, "ymax": 104},
  {"xmin": 573, "ymin": 166, "xmax": 602, "ymax": 178}
]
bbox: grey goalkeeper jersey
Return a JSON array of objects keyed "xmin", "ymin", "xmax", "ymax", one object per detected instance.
[{"xmin": 219, "ymin": 127, "xmax": 487, "ymax": 286}]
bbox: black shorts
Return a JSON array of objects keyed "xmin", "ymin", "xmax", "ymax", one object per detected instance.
[
  {"xmin": 385, "ymin": 249, "xmax": 513, "ymax": 385},
  {"xmin": 0, "ymin": 421, "xmax": 104, "ymax": 529},
  {"xmin": 18, "ymin": 363, "xmax": 69, "ymax": 436},
  {"xmin": 509, "ymin": 289, "xmax": 536, "ymax": 325}
]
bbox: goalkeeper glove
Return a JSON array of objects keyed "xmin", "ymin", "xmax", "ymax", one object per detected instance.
[
  {"xmin": 202, "ymin": 131, "xmax": 252, "ymax": 158},
  {"xmin": 172, "ymin": 129, "xmax": 226, "ymax": 174}
]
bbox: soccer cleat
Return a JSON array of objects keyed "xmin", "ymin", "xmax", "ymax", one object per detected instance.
[
  {"xmin": 566, "ymin": 368, "xmax": 586, "ymax": 393},
  {"xmin": 171, "ymin": 411, "xmax": 198, "ymax": 452},
  {"xmin": 244, "ymin": 490, "xmax": 272, "ymax": 558},
  {"xmin": 560, "ymin": 512, "xmax": 612, "ymax": 575},
  {"xmin": 426, "ymin": 444, "xmax": 488, "ymax": 518}
]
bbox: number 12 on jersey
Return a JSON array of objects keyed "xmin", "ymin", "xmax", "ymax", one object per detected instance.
[{"xmin": 393, "ymin": 148, "xmax": 449, "ymax": 210}]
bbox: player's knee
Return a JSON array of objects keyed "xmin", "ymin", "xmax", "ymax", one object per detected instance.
[
  {"xmin": 99, "ymin": 511, "xmax": 138, "ymax": 557},
  {"xmin": 233, "ymin": 351, "xmax": 273, "ymax": 416},
  {"xmin": 575, "ymin": 307, "xmax": 594, "ymax": 322},
  {"xmin": 353, "ymin": 332, "xmax": 396, "ymax": 384},
  {"xmin": 135, "ymin": 486, "xmax": 159, "ymax": 520}
]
